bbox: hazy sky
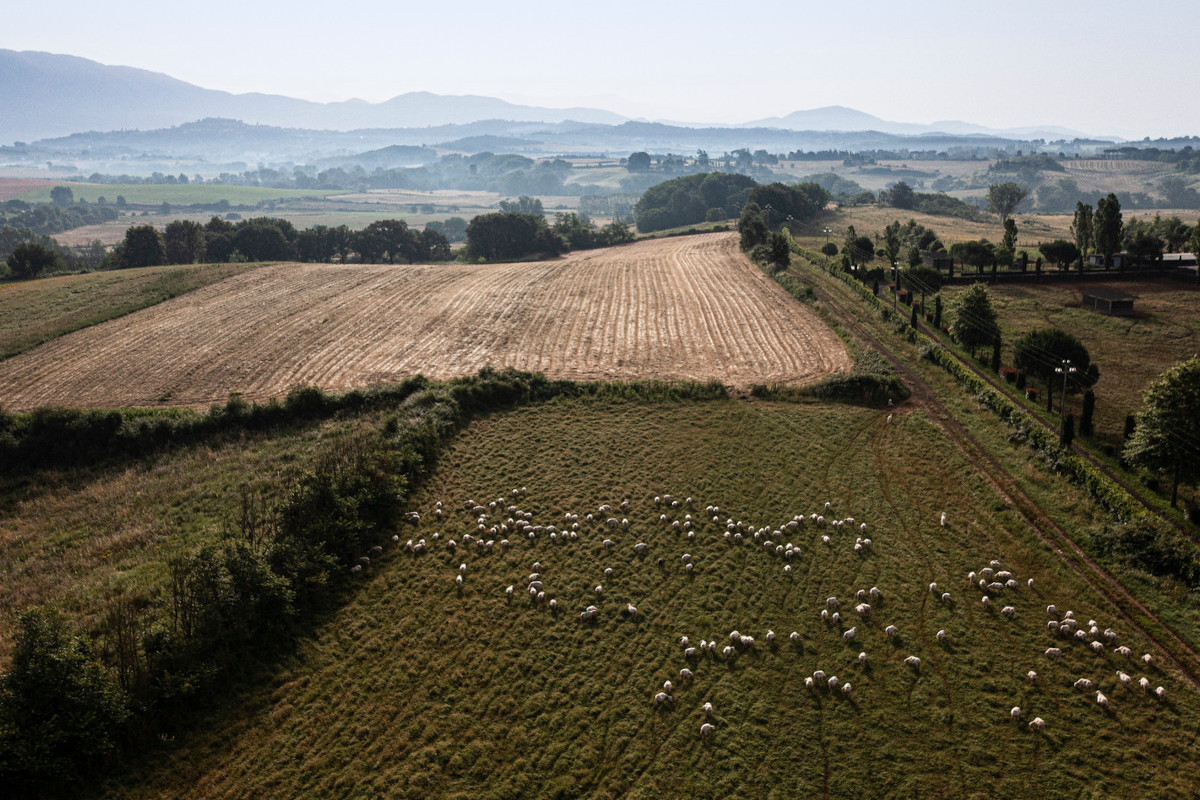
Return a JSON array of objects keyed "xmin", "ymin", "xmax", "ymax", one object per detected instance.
[{"xmin": 4, "ymin": 0, "xmax": 1195, "ymax": 138}]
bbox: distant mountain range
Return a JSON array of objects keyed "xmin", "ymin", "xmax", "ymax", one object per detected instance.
[{"xmin": 0, "ymin": 49, "xmax": 1108, "ymax": 147}]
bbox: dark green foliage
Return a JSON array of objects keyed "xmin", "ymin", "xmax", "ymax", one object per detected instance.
[
  {"xmin": 738, "ymin": 202, "xmax": 768, "ymax": 250},
  {"xmin": 1002, "ymin": 217, "xmax": 1018, "ymax": 250},
  {"xmin": 1081, "ymin": 389, "xmax": 1096, "ymax": 437},
  {"xmin": 987, "ymin": 182, "xmax": 1029, "ymax": 220},
  {"xmin": 164, "ymin": 219, "xmax": 207, "ymax": 265},
  {"xmin": 1039, "ymin": 240, "xmax": 1080, "ymax": 270},
  {"xmin": 820, "ymin": 242, "xmax": 838, "ymax": 258},
  {"xmin": 1094, "ymin": 193, "xmax": 1123, "ymax": 267},
  {"xmin": 117, "ymin": 224, "xmax": 167, "ymax": 268},
  {"xmin": 1124, "ymin": 413, "xmax": 1137, "ymax": 442},
  {"xmin": 466, "ymin": 212, "xmax": 564, "ymax": 261},
  {"xmin": 1012, "ymin": 328, "xmax": 1097, "ymax": 414},
  {"xmin": 1088, "ymin": 520, "xmax": 1200, "ymax": 585},
  {"xmin": 232, "ymin": 217, "xmax": 298, "ymax": 261},
  {"xmin": 5, "ymin": 241, "xmax": 62, "ymax": 279},
  {"xmin": 745, "ymin": 182, "xmax": 830, "ymax": 226},
  {"xmin": 0, "ymin": 609, "xmax": 130, "ymax": 795},
  {"xmin": 880, "ymin": 181, "xmax": 916, "ymax": 209},
  {"xmin": 911, "ymin": 303, "xmax": 919, "ymax": 327},
  {"xmin": 353, "ymin": 219, "xmax": 449, "ymax": 263},
  {"xmin": 767, "ymin": 232, "xmax": 791, "ymax": 270},
  {"xmin": 50, "ymin": 185, "xmax": 74, "ymax": 206},
  {"xmin": 626, "ymin": 152, "xmax": 652, "ymax": 172},
  {"xmin": 933, "ymin": 295, "xmax": 943, "ymax": 328},
  {"xmin": 950, "ymin": 239, "xmax": 996, "ymax": 272},
  {"xmin": 1061, "ymin": 412, "xmax": 1075, "ymax": 447},
  {"xmin": 635, "ymin": 173, "xmax": 757, "ymax": 233},
  {"xmin": 949, "ymin": 283, "xmax": 999, "ymax": 357},
  {"xmin": 1124, "ymin": 357, "xmax": 1200, "ymax": 505},
  {"xmin": 497, "ymin": 196, "xmax": 544, "ymax": 216},
  {"xmin": 992, "ymin": 335, "xmax": 1002, "ymax": 373}
]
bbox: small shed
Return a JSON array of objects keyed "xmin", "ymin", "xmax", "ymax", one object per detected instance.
[
  {"xmin": 923, "ymin": 252, "xmax": 952, "ymax": 271},
  {"xmin": 1081, "ymin": 287, "xmax": 1135, "ymax": 316}
]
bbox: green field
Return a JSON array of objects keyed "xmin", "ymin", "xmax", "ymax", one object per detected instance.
[
  {"xmin": 0, "ymin": 262, "xmax": 262, "ymax": 360},
  {"xmin": 92, "ymin": 398, "xmax": 1200, "ymax": 799},
  {"xmin": 16, "ymin": 183, "xmax": 348, "ymax": 206}
]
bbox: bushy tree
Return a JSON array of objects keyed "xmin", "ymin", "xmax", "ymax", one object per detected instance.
[
  {"xmin": 497, "ymin": 196, "xmax": 544, "ymax": 216},
  {"xmin": 950, "ymin": 283, "xmax": 998, "ymax": 357},
  {"xmin": 1012, "ymin": 328, "xmax": 1097, "ymax": 413},
  {"xmin": 1071, "ymin": 201, "xmax": 1094, "ymax": 267},
  {"xmin": 50, "ymin": 185, "xmax": 74, "ymax": 206},
  {"xmin": 5, "ymin": 241, "xmax": 62, "ymax": 279},
  {"xmin": 164, "ymin": 219, "xmax": 206, "ymax": 264},
  {"xmin": 118, "ymin": 224, "xmax": 166, "ymax": 268},
  {"xmin": 626, "ymin": 152, "xmax": 652, "ymax": 172},
  {"xmin": 767, "ymin": 232, "xmax": 791, "ymax": 270},
  {"xmin": 738, "ymin": 202, "xmax": 768, "ymax": 250},
  {"xmin": 1002, "ymin": 217, "xmax": 1018, "ymax": 250},
  {"xmin": 882, "ymin": 181, "xmax": 916, "ymax": 209},
  {"xmin": 466, "ymin": 212, "xmax": 563, "ymax": 261},
  {"xmin": 1039, "ymin": 239, "xmax": 1080, "ymax": 271},
  {"xmin": 987, "ymin": 182, "xmax": 1028, "ymax": 221},
  {"xmin": 1125, "ymin": 357, "xmax": 1200, "ymax": 506},
  {"xmin": 0, "ymin": 609, "xmax": 129, "ymax": 793}
]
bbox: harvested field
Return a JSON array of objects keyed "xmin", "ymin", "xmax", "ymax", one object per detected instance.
[{"xmin": 0, "ymin": 233, "xmax": 850, "ymax": 410}]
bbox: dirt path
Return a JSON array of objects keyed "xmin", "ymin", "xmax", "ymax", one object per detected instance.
[{"xmin": 0, "ymin": 234, "xmax": 851, "ymax": 411}]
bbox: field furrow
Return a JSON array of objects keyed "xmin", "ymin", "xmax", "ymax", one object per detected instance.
[{"xmin": 0, "ymin": 233, "xmax": 850, "ymax": 410}]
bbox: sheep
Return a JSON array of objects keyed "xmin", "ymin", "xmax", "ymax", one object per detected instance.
[
  {"xmin": 529, "ymin": 581, "xmax": 544, "ymax": 592},
  {"xmin": 634, "ymin": 542, "xmax": 648, "ymax": 554},
  {"xmin": 904, "ymin": 656, "xmax": 921, "ymax": 669},
  {"xmin": 679, "ymin": 668, "xmax": 694, "ymax": 681},
  {"xmin": 602, "ymin": 539, "xmax": 613, "ymax": 549},
  {"xmin": 1074, "ymin": 678, "xmax": 1093, "ymax": 690},
  {"xmin": 1155, "ymin": 686, "xmax": 1166, "ymax": 700},
  {"xmin": 549, "ymin": 599, "xmax": 557, "ymax": 611},
  {"xmin": 1096, "ymin": 691, "xmax": 1109, "ymax": 710},
  {"xmin": 821, "ymin": 609, "xmax": 829, "ymax": 623},
  {"xmin": 790, "ymin": 631, "xmax": 801, "ymax": 644},
  {"xmin": 967, "ymin": 571, "xmax": 977, "ymax": 584},
  {"xmin": 739, "ymin": 635, "xmax": 755, "ymax": 649},
  {"xmin": 663, "ymin": 680, "xmax": 674, "ymax": 693},
  {"xmin": 936, "ymin": 629, "xmax": 947, "ymax": 643},
  {"xmin": 349, "ymin": 564, "xmax": 362, "ymax": 573},
  {"xmin": 1001, "ymin": 606, "xmax": 1016, "ymax": 618},
  {"xmin": 1028, "ymin": 717, "xmax": 1044, "ymax": 731},
  {"xmin": 1138, "ymin": 677, "xmax": 1151, "ymax": 691},
  {"xmin": 855, "ymin": 603, "xmax": 871, "ymax": 617},
  {"xmin": 858, "ymin": 651, "xmax": 868, "ymax": 666},
  {"xmin": 869, "ymin": 586, "xmax": 882, "ymax": 601},
  {"xmin": 537, "ymin": 591, "xmax": 545, "ymax": 602},
  {"xmin": 654, "ymin": 692, "xmax": 672, "ymax": 706},
  {"xmin": 844, "ymin": 627, "xmax": 857, "ymax": 642},
  {"xmin": 702, "ymin": 701, "xmax": 714, "ymax": 716},
  {"xmin": 1117, "ymin": 671, "xmax": 1132, "ymax": 687},
  {"xmin": 981, "ymin": 596, "xmax": 991, "ymax": 610},
  {"xmin": 595, "ymin": 585, "xmax": 603, "ymax": 596},
  {"xmin": 940, "ymin": 512, "xmax": 947, "ymax": 527},
  {"xmin": 885, "ymin": 625, "xmax": 899, "ymax": 638},
  {"xmin": 941, "ymin": 593, "xmax": 952, "ymax": 604},
  {"xmin": 722, "ymin": 645, "xmax": 735, "ymax": 659},
  {"xmin": 1044, "ymin": 603, "xmax": 1058, "ymax": 616},
  {"xmin": 1027, "ymin": 670, "xmax": 1038, "ymax": 684},
  {"xmin": 827, "ymin": 597, "xmax": 839, "ymax": 610},
  {"xmin": 827, "ymin": 675, "xmax": 840, "ymax": 690},
  {"xmin": 821, "ymin": 535, "xmax": 831, "ymax": 545},
  {"xmin": 1142, "ymin": 653, "xmax": 1153, "ymax": 666},
  {"xmin": 1010, "ymin": 706, "xmax": 1021, "ymax": 721},
  {"xmin": 1103, "ymin": 628, "xmax": 1117, "ymax": 644},
  {"xmin": 813, "ymin": 670, "xmax": 826, "ymax": 683},
  {"xmin": 805, "ymin": 677, "xmax": 815, "ymax": 691},
  {"xmin": 358, "ymin": 556, "xmax": 371, "ymax": 567},
  {"xmin": 1115, "ymin": 645, "xmax": 1132, "ymax": 658},
  {"xmin": 684, "ymin": 647, "xmax": 697, "ymax": 659},
  {"xmin": 980, "ymin": 568, "xmax": 995, "ymax": 580},
  {"xmin": 831, "ymin": 612, "xmax": 841, "ymax": 625},
  {"xmin": 1027, "ymin": 578, "xmax": 1035, "ymax": 589},
  {"xmin": 455, "ymin": 574, "xmax": 463, "ymax": 587},
  {"xmin": 1091, "ymin": 642, "xmax": 1105, "ymax": 654},
  {"xmin": 766, "ymin": 630, "xmax": 775, "ymax": 645},
  {"xmin": 929, "ymin": 582, "xmax": 939, "ymax": 594},
  {"xmin": 995, "ymin": 571, "xmax": 1012, "ymax": 582},
  {"xmin": 700, "ymin": 722, "xmax": 715, "ymax": 739},
  {"xmin": 1048, "ymin": 621, "xmax": 1060, "ymax": 631},
  {"xmin": 369, "ymin": 545, "xmax": 384, "ymax": 557},
  {"xmin": 988, "ymin": 582, "xmax": 1006, "ymax": 593},
  {"xmin": 1045, "ymin": 648, "xmax": 1062, "ymax": 659},
  {"xmin": 784, "ymin": 565, "xmax": 792, "ymax": 575},
  {"xmin": 505, "ymin": 585, "xmax": 514, "ymax": 598},
  {"xmin": 625, "ymin": 603, "xmax": 638, "ymax": 618},
  {"xmin": 681, "ymin": 553, "xmax": 692, "ymax": 563},
  {"xmin": 887, "ymin": 413, "xmax": 893, "ymax": 424}
]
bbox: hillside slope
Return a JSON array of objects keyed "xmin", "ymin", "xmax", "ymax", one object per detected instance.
[{"xmin": 108, "ymin": 400, "xmax": 1200, "ymax": 799}]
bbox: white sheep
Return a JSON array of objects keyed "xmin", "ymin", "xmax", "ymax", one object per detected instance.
[
  {"xmin": 941, "ymin": 592, "xmax": 952, "ymax": 604},
  {"xmin": 858, "ymin": 651, "xmax": 868, "ymax": 666},
  {"xmin": 805, "ymin": 676, "xmax": 815, "ymax": 691},
  {"xmin": 723, "ymin": 645, "xmax": 735, "ymax": 659},
  {"xmin": 680, "ymin": 668, "xmax": 693, "ymax": 681},
  {"xmin": 831, "ymin": 612, "xmax": 841, "ymax": 625},
  {"xmin": 1010, "ymin": 706, "xmax": 1021, "ymax": 721},
  {"xmin": 981, "ymin": 596, "xmax": 991, "ymax": 609},
  {"xmin": 654, "ymin": 692, "xmax": 671, "ymax": 706},
  {"xmin": 739, "ymin": 635, "xmax": 755, "ymax": 649},
  {"xmin": 885, "ymin": 625, "xmax": 899, "ymax": 638},
  {"xmin": 1138, "ymin": 677, "xmax": 1150, "ymax": 691},
  {"xmin": 766, "ymin": 630, "xmax": 775, "ymax": 644},
  {"xmin": 827, "ymin": 675, "xmax": 839, "ymax": 690},
  {"xmin": 844, "ymin": 627, "xmax": 857, "ymax": 642},
  {"xmin": 826, "ymin": 597, "xmax": 839, "ymax": 609},
  {"xmin": 1045, "ymin": 647, "xmax": 1062, "ymax": 659},
  {"xmin": 940, "ymin": 512, "xmax": 947, "ymax": 527},
  {"xmin": 1028, "ymin": 717, "xmax": 1044, "ymax": 731},
  {"xmin": 790, "ymin": 631, "xmax": 801, "ymax": 644},
  {"xmin": 455, "ymin": 574, "xmax": 463, "ymax": 587},
  {"xmin": 936, "ymin": 629, "xmax": 947, "ymax": 643},
  {"xmin": 505, "ymin": 585, "xmax": 514, "ymax": 598},
  {"xmin": 903, "ymin": 656, "xmax": 921, "ymax": 669},
  {"xmin": 625, "ymin": 603, "xmax": 638, "ymax": 618},
  {"xmin": 1142, "ymin": 653, "xmax": 1153, "ymax": 666},
  {"xmin": 1074, "ymin": 678, "xmax": 1093, "ymax": 690},
  {"xmin": 700, "ymin": 722, "xmax": 715, "ymax": 739},
  {"xmin": 1115, "ymin": 645, "xmax": 1132, "ymax": 658},
  {"xmin": 1026, "ymin": 670, "xmax": 1038, "ymax": 684},
  {"xmin": 929, "ymin": 582, "xmax": 938, "ymax": 594},
  {"xmin": 1027, "ymin": 578, "xmax": 1035, "ymax": 589},
  {"xmin": 595, "ymin": 585, "xmax": 603, "ymax": 596},
  {"xmin": 1091, "ymin": 642, "xmax": 1105, "ymax": 654},
  {"xmin": 813, "ymin": 669, "xmax": 826, "ymax": 683},
  {"xmin": 1096, "ymin": 691, "xmax": 1109, "ymax": 710},
  {"xmin": 855, "ymin": 603, "xmax": 871, "ymax": 617},
  {"xmin": 702, "ymin": 701, "xmax": 714, "ymax": 716},
  {"xmin": 821, "ymin": 609, "xmax": 829, "ymax": 623},
  {"xmin": 1048, "ymin": 621, "xmax": 1059, "ymax": 631},
  {"xmin": 870, "ymin": 586, "xmax": 882, "ymax": 600},
  {"xmin": 1001, "ymin": 606, "xmax": 1016, "ymax": 618},
  {"xmin": 634, "ymin": 542, "xmax": 648, "ymax": 554},
  {"xmin": 1155, "ymin": 686, "xmax": 1166, "ymax": 700},
  {"xmin": 684, "ymin": 647, "xmax": 697, "ymax": 659},
  {"xmin": 663, "ymin": 680, "xmax": 674, "ymax": 693},
  {"xmin": 685, "ymin": 563, "xmax": 694, "ymax": 573},
  {"xmin": 458, "ymin": 562, "xmax": 467, "ymax": 574},
  {"xmin": 549, "ymin": 599, "xmax": 557, "ymax": 611},
  {"xmin": 1117, "ymin": 671, "xmax": 1132, "ymax": 687}
]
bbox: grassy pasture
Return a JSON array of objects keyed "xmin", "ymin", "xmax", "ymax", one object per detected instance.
[
  {"xmin": 0, "ymin": 262, "xmax": 262, "ymax": 361},
  {"xmin": 937, "ymin": 279, "xmax": 1200, "ymax": 440},
  {"xmin": 15, "ymin": 183, "xmax": 346, "ymax": 206},
  {"xmin": 103, "ymin": 399, "xmax": 1200, "ymax": 799}
]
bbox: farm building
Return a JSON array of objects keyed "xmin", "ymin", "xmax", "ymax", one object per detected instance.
[
  {"xmin": 923, "ymin": 252, "xmax": 952, "ymax": 271},
  {"xmin": 1080, "ymin": 287, "xmax": 1135, "ymax": 316}
]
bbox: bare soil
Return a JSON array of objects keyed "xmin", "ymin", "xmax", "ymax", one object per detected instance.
[{"xmin": 0, "ymin": 233, "xmax": 850, "ymax": 410}]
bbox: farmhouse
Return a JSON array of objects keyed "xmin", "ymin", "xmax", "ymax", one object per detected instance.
[{"xmin": 1080, "ymin": 287, "xmax": 1135, "ymax": 316}]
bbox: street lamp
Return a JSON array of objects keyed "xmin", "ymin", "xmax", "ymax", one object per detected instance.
[
  {"xmin": 1056, "ymin": 360, "xmax": 1077, "ymax": 441},
  {"xmin": 763, "ymin": 204, "xmax": 774, "ymax": 229}
]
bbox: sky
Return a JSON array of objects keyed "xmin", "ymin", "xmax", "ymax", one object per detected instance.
[{"xmin": 4, "ymin": 0, "xmax": 1197, "ymax": 139}]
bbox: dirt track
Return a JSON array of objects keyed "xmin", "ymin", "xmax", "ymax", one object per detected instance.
[{"xmin": 0, "ymin": 233, "xmax": 850, "ymax": 410}]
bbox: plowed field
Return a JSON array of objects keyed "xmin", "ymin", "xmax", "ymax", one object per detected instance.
[{"xmin": 0, "ymin": 233, "xmax": 850, "ymax": 410}]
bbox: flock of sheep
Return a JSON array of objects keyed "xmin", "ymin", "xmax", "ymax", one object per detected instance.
[{"xmin": 353, "ymin": 488, "xmax": 1171, "ymax": 741}]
